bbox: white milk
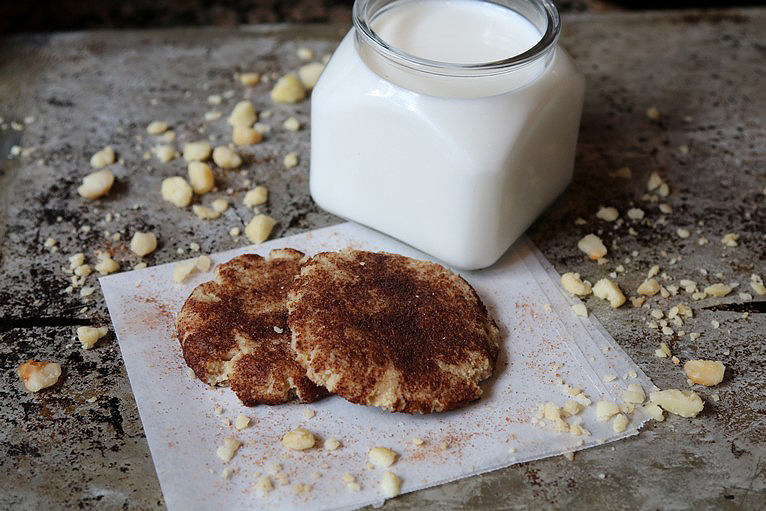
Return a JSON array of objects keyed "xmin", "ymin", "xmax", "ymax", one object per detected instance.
[{"xmin": 310, "ymin": 0, "xmax": 585, "ymax": 269}]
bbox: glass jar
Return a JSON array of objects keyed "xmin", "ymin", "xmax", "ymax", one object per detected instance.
[{"xmin": 310, "ymin": 0, "xmax": 585, "ymax": 270}]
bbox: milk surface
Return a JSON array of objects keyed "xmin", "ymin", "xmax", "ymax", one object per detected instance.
[
  {"xmin": 372, "ymin": 0, "xmax": 541, "ymax": 64},
  {"xmin": 310, "ymin": 0, "xmax": 585, "ymax": 269}
]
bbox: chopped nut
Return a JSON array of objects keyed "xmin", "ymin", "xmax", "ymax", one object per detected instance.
[
  {"xmin": 77, "ymin": 169, "xmax": 115, "ymax": 199},
  {"xmin": 245, "ymin": 214, "xmax": 276, "ymax": 244},
  {"xmin": 595, "ymin": 401, "xmax": 620, "ymax": 422},
  {"xmin": 562, "ymin": 400, "xmax": 583, "ymax": 416},
  {"xmin": 18, "ymin": 360, "xmax": 62, "ymax": 392},
  {"xmin": 283, "ymin": 151, "xmax": 299, "ymax": 169},
  {"xmin": 183, "ymin": 141, "xmax": 212, "ymax": 162},
  {"xmin": 172, "ymin": 261, "xmax": 197, "ymax": 283},
  {"xmin": 69, "ymin": 253, "xmax": 85, "ymax": 270},
  {"xmin": 676, "ymin": 228, "xmax": 691, "ymax": 239},
  {"xmin": 684, "ymin": 360, "xmax": 725, "ymax": 386},
  {"xmin": 380, "ymin": 471, "xmax": 402, "ymax": 498},
  {"xmin": 216, "ymin": 437, "xmax": 241, "ymax": 462},
  {"xmin": 721, "ymin": 233, "xmax": 739, "ymax": 247},
  {"xmin": 655, "ymin": 341, "xmax": 671, "ymax": 358},
  {"xmin": 212, "ymin": 146, "xmax": 242, "ymax": 169},
  {"xmin": 623, "ymin": 383, "xmax": 646, "ymax": 404},
  {"xmin": 77, "ymin": 326, "xmax": 108, "ymax": 349},
  {"xmin": 368, "ymin": 447, "xmax": 398, "ymax": 467},
  {"xmin": 271, "ymin": 74, "xmax": 306, "ymax": 104},
  {"xmin": 195, "ymin": 255, "xmax": 212, "ymax": 272},
  {"xmin": 94, "ymin": 254, "xmax": 119, "ymax": 275},
  {"xmin": 324, "ymin": 437, "xmax": 341, "ymax": 451},
  {"xmin": 593, "ymin": 278, "xmax": 626, "ymax": 308},
  {"xmin": 646, "ymin": 106, "xmax": 660, "ymax": 122},
  {"xmin": 90, "ymin": 146, "xmax": 115, "ymax": 168},
  {"xmin": 204, "ymin": 110, "xmax": 222, "ymax": 122},
  {"xmin": 649, "ymin": 389, "xmax": 704, "ymax": 418},
  {"xmin": 283, "ymin": 117, "xmax": 301, "ymax": 132},
  {"xmin": 161, "ymin": 177, "xmax": 193, "ymax": 207},
  {"xmin": 630, "ymin": 296, "xmax": 646, "ymax": 308},
  {"xmin": 130, "ymin": 232, "xmax": 157, "ymax": 257},
  {"xmin": 641, "ymin": 403, "xmax": 665, "ymax": 421},
  {"xmin": 298, "ymin": 62, "xmax": 325, "ymax": 90},
  {"xmin": 254, "ymin": 475, "xmax": 273, "ymax": 495},
  {"xmin": 297, "ymin": 47, "xmax": 314, "ymax": 60},
  {"xmin": 192, "ymin": 205, "xmax": 221, "ymax": 220},
  {"xmin": 146, "ymin": 121, "xmax": 169, "ymax": 135},
  {"xmin": 703, "ymin": 283, "xmax": 731, "ymax": 297},
  {"xmin": 282, "ymin": 428, "xmax": 315, "ymax": 450},
  {"xmin": 637, "ymin": 278, "xmax": 660, "ymax": 296},
  {"xmin": 626, "ymin": 208, "xmax": 645, "ymax": 220},
  {"xmin": 74, "ymin": 264, "xmax": 92, "ymax": 277},
  {"xmin": 227, "ymin": 100, "xmax": 257, "ymax": 127},
  {"xmin": 412, "ymin": 437, "xmax": 424, "ymax": 446},
  {"xmin": 577, "ymin": 234, "xmax": 607, "ymax": 260},
  {"xmin": 571, "ymin": 303, "xmax": 588, "ymax": 317},
  {"xmin": 612, "ymin": 413, "xmax": 629, "ymax": 433},
  {"xmin": 212, "ymin": 199, "xmax": 229, "ymax": 213},
  {"xmin": 232, "ymin": 125, "xmax": 263, "ymax": 146},
  {"xmin": 240, "ymin": 72, "xmax": 260, "ymax": 86},
  {"xmin": 596, "ymin": 207, "xmax": 619, "ymax": 222},
  {"xmin": 220, "ymin": 467, "xmax": 236, "ymax": 480},
  {"xmin": 234, "ymin": 414, "xmax": 250, "ymax": 430},
  {"xmin": 560, "ymin": 272, "xmax": 592, "ymax": 296},
  {"xmin": 244, "ymin": 186, "xmax": 268, "ymax": 207},
  {"xmin": 152, "ymin": 144, "xmax": 176, "ymax": 162},
  {"xmin": 188, "ymin": 161, "xmax": 215, "ymax": 194}
]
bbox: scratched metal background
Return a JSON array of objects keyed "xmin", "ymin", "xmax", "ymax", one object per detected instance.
[{"xmin": 0, "ymin": 8, "xmax": 764, "ymax": 510}]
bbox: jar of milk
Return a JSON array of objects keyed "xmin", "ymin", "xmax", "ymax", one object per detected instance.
[{"xmin": 310, "ymin": 0, "xmax": 585, "ymax": 270}]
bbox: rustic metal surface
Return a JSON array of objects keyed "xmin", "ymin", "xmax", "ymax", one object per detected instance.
[{"xmin": 1, "ymin": 9, "xmax": 764, "ymax": 510}]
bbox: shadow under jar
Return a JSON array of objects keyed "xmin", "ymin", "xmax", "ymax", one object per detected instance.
[{"xmin": 310, "ymin": 0, "xmax": 585, "ymax": 270}]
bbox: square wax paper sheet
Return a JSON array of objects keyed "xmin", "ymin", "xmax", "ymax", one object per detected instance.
[{"xmin": 101, "ymin": 222, "xmax": 655, "ymax": 511}]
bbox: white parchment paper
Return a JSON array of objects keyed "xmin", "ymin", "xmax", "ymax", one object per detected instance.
[{"xmin": 100, "ymin": 222, "xmax": 654, "ymax": 511}]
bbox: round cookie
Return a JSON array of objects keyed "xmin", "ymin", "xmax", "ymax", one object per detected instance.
[
  {"xmin": 287, "ymin": 250, "xmax": 500, "ymax": 413},
  {"xmin": 177, "ymin": 248, "xmax": 325, "ymax": 405}
]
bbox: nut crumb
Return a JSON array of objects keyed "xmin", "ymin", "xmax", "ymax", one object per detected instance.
[
  {"xmin": 650, "ymin": 389, "xmax": 703, "ymax": 418},
  {"xmin": 282, "ymin": 428, "xmax": 315, "ymax": 450},
  {"xmin": 216, "ymin": 437, "xmax": 241, "ymax": 463},
  {"xmin": 78, "ymin": 169, "xmax": 115, "ymax": 199},
  {"xmin": 593, "ymin": 278, "xmax": 626, "ymax": 308},
  {"xmin": 233, "ymin": 414, "xmax": 250, "ymax": 430},
  {"xmin": 77, "ymin": 326, "xmax": 108, "ymax": 350},
  {"xmin": 245, "ymin": 214, "xmax": 276, "ymax": 244},
  {"xmin": 684, "ymin": 360, "xmax": 725, "ymax": 386},
  {"xmin": 18, "ymin": 360, "xmax": 62, "ymax": 392},
  {"xmin": 130, "ymin": 232, "xmax": 157, "ymax": 257},
  {"xmin": 283, "ymin": 151, "xmax": 299, "ymax": 169},
  {"xmin": 577, "ymin": 234, "xmax": 607, "ymax": 260},
  {"xmin": 561, "ymin": 272, "xmax": 592, "ymax": 296},
  {"xmin": 90, "ymin": 146, "xmax": 115, "ymax": 168},
  {"xmin": 212, "ymin": 146, "xmax": 242, "ymax": 169},
  {"xmin": 271, "ymin": 74, "xmax": 306, "ymax": 104},
  {"xmin": 324, "ymin": 437, "xmax": 340, "ymax": 451},
  {"xmin": 368, "ymin": 447, "xmax": 398, "ymax": 467},
  {"xmin": 380, "ymin": 471, "xmax": 402, "ymax": 498}
]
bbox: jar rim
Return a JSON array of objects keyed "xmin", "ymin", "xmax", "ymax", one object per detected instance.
[{"xmin": 352, "ymin": 0, "xmax": 561, "ymax": 77}]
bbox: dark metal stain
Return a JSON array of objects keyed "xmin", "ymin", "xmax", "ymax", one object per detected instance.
[
  {"xmin": 0, "ymin": 316, "xmax": 93, "ymax": 332},
  {"xmin": 731, "ymin": 442, "xmax": 749, "ymax": 458},
  {"xmin": 703, "ymin": 301, "xmax": 766, "ymax": 313}
]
